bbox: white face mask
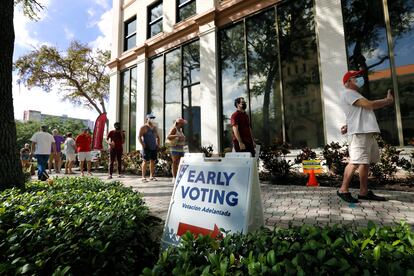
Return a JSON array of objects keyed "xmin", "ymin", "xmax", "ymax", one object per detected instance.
[{"xmin": 355, "ymin": 77, "xmax": 365, "ymax": 88}]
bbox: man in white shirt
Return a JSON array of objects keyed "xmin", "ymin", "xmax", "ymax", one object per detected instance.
[
  {"xmin": 30, "ymin": 125, "xmax": 56, "ymax": 180},
  {"xmin": 338, "ymin": 70, "xmax": 394, "ymax": 203}
]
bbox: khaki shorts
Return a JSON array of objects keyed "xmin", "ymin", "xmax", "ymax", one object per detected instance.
[
  {"xmin": 66, "ymin": 153, "xmax": 76, "ymax": 162},
  {"xmin": 348, "ymin": 134, "xmax": 380, "ymax": 164},
  {"xmin": 78, "ymin": 152, "xmax": 92, "ymax": 161}
]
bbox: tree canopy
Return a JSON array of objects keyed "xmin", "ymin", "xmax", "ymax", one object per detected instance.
[{"xmin": 15, "ymin": 41, "xmax": 110, "ymax": 115}]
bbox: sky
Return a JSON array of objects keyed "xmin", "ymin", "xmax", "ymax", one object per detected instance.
[{"xmin": 12, "ymin": 0, "xmax": 112, "ymax": 122}]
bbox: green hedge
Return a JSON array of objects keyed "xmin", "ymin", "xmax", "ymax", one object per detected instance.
[
  {"xmin": 144, "ymin": 222, "xmax": 414, "ymax": 275},
  {"xmin": 0, "ymin": 177, "xmax": 161, "ymax": 275}
]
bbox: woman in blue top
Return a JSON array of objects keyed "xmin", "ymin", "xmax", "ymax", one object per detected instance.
[{"xmin": 167, "ymin": 117, "xmax": 187, "ymax": 182}]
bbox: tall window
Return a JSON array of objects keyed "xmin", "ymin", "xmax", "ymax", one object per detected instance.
[
  {"xmin": 177, "ymin": 0, "xmax": 196, "ymax": 23},
  {"xmin": 148, "ymin": 40, "xmax": 201, "ymax": 150},
  {"xmin": 341, "ymin": 0, "xmax": 414, "ymax": 145},
  {"xmin": 219, "ymin": 2, "xmax": 324, "ymax": 150},
  {"xmin": 148, "ymin": 1, "xmax": 163, "ymax": 38},
  {"xmin": 120, "ymin": 67, "xmax": 137, "ymax": 151},
  {"xmin": 124, "ymin": 16, "xmax": 136, "ymax": 52}
]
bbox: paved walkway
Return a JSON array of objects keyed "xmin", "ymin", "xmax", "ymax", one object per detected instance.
[{"xmin": 52, "ymin": 173, "xmax": 414, "ymax": 229}]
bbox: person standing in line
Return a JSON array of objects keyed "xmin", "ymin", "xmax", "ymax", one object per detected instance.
[
  {"xmin": 107, "ymin": 122, "xmax": 126, "ymax": 179},
  {"xmin": 231, "ymin": 97, "xmax": 256, "ymax": 157},
  {"xmin": 20, "ymin": 143, "xmax": 31, "ymax": 171},
  {"xmin": 30, "ymin": 125, "xmax": 56, "ymax": 181},
  {"xmin": 138, "ymin": 113, "xmax": 159, "ymax": 182},
  {"xmin": 337, "ymin": 70, "xmax": 394, "ymax": 203},
  {"xmin": 167, "ymin": 117, "xmax": 187, "ymax": 183},
  {"xmin": 76, "ymin": 128, "xmax": 92, "ymax": 176},
  {"xmin": 48, "ymin": 129, "xmax": 65, "ymax": 174},
  {"xmin": 64, "ymin": 132, "xmax": 76, "ymax": 174}
]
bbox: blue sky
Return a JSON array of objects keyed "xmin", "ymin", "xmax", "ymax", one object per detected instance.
[{"xmin": 13, "ymin": 0, "xmax": 112, "ymax": 121}]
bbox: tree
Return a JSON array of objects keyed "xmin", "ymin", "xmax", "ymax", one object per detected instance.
[
  {"xmin": 15, "ymin": 41, "xmax": 110, "ymax": 115},
  {"xmin": 0, "ymin": 0, "xmax": 43, "ymax": 190}
]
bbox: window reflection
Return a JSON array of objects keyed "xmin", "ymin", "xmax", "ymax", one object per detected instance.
[
  {"xmin": 130, "ymin": 67, "xmax": 137, "ymax": 151},
  {"xmin": 342, "ymin": 0, "xmax": 398, "ymax": 144},
  {"xmin": 183, "ymin": 85, "xmax": 201, "ymax": 151},
  {"xmin": 165, "ymin": 49, "xmax": 182, "ymax": 142},
  {"xmin": 149, "ymin": 56, "xmax": 164, "ymax": 143},
  {"xmin": 389, "ymin": 0, "xmax": 414, "ymax": 145},
  {"xmin": 183, "ymin": 41, "xmax": 200, "ymax": 86},
  {"xmin": 120, "ymin": 67, "xmax": 137, "ymax": 152},
  {"xmin": 246, "ymin": 9, "xmax": 283, "ymax": 146},
  {"xmin": 219, "ymin": 23, "xmax": 247, "ymax": 151},
  {"xmin": 278, "ymin": 0, "xmax": 324, "ymax": 148},
  {"xmin": 177, "ymin": 0, "xmax": 196, "ymax": 23}
]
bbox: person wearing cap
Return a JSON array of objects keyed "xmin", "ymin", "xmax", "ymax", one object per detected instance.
[
  {"xmin": 337, "ymin": 70, "xmax": 394, "ymax": 203},
  {"xmin": 231, "ymin": 97, "xmax": 256, "ymax": 157},
  {"xmin": 30, "ymin": 125, "xmax": 56, "ymax": 181},
  {"xmin": 75, "ymin": 128, "xmax": 93, "ymax": 176},
  {"xmin": 139, "ymin": 113, "xmax": 160, "ymax": 182},
  {"xmin": 167, "ymin": 117, "xmax": 187, "ymax": 182},
  {"xmin": 107, "ymin": 122, "xmax": 126, "ymax": 179}
]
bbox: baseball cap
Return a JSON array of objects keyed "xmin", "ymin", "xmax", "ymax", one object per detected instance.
[
  {"xmin": 175, "ymin": 117, "xmax": 187, "ymax": 124},
  {"xmin": 342, "ymin": 70, "xmax": 364, "ymax": 85},
  {"xmin": 146, "ymin": 113, "xmax": 156, "ymax": 119}
]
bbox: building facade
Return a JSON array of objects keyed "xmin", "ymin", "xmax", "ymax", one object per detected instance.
[
  {"xmin": 23, "ymin": 110, "xmax": 94, "ymax": 130},
  {"xmin": 108, "ymin": 0, "xmax": 414, "ymax": 153}
]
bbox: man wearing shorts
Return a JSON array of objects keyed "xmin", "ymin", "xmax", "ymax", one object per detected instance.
[
  {"xmin": 139, "ymin": 113, "xmax": 160, "ymax": 182},
  {"xmin": 338, "ymin": 70, "xmax": 394, "ymax": 203},
  {"xmin": 76, "ymin": 128, "xmax": 92, "ymax": 176}
]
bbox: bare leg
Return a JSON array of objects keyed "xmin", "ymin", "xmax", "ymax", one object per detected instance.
[
  {"xmin": 142, "ymin": 161, "xmax": 147, "ymax": 179},
  {"xmin": 68, "ymin": 161, "xmax": 73, "ymax": 173},
  {"xmin": 150, "ymin": 160, "xmax": 155, "ymax": 179},
  {"xmin": 54, "ymin": 154, "xmax": 61, "ymax": 173},
  {"xmin": 65, "ymin": 159, "xmax": 69, "ymax": 173},
  {"xmin": 171, "ymin": 156, "xmax": 180, "ymax": 177},
  {"xmin": 80, "ymin": 161, "xmax": 85, "ymax": 176},
  {"xmin": 339, "ymin": 163, "xmax": 359, "ymax": 193},
  {"xmin": 87, "ymin": 161, "xmax": 92, "ymax": 175},
  {"xmin": 358, "ymin": 164, "xmax": 369, "ymax": 196},
  {"xmin": 48, "ymin": 157, "xmax": 53, "ymax": 173}
]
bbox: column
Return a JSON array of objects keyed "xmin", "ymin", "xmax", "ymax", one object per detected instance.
[
  {"xmin": 315, "ymin": 0, "xmax": 349, "ymax": 144},
  {"xmin": 135, "ymin": 54, "xmax": 147, "ymax": 150}
]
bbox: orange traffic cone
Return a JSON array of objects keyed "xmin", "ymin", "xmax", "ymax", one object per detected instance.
[{"xmin": 306, "ymin": 170, "xmax": 319, "ymax": 187}]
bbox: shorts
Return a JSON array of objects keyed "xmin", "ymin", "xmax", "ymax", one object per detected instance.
[
  {"xmin": 348, "ymin": 133, "xmax": 379, "ymax": 164},
  {"xmin": 78, "ymin": 151, "xmax": 92, "ymax": 161},
  {"xmin": 142, "ymin": 149, "xmax": 157, "ymax": 161},
  {"xmin": 170, "ymin": 146, "xmax": 184, "ymax": 157},
  {"xmin": 66, "ymin": 153, "xmax": 76, "ymax": 162}
]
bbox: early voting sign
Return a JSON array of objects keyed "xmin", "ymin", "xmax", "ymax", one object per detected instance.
[{"xmin": 161, "ymin": 152, "xmax": 264, "ymax": 248}]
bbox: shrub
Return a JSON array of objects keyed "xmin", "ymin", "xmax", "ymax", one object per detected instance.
[
  {"xmin": 122, "ymin": 150, "xmax": 142, "ymax": 173},
  {"xmin": 294, "ymin": 147, "xmax": 317, "ymax": 164},
  {"xmin": 322, "ymin": 142, "xmax": 349, "ymax": 176},
  {"xmin": 0, "ymin": 177, "xmax": 161, "ymax": 275},
  {"xmin": 370, "ymin": 137, "xmax": 408, "ymax": 182},
  {"xmin": 156, "ymin": 146, "xmax": 172, "ymax": 177},
  {"xmin": 259, "ymin": 143, "xmax": 293, "ymax": 179},
  {"xmin": 200, "ymin": 145, "xmax": 214, "ymax": 157},
  {"xmin": 143, "ymin": 222, "xmax": 414, "ymax": 275}
]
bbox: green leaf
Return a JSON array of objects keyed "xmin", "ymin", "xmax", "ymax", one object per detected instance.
[
  {"xmin": 373, "ymin": 245, "xmax": 381, "ymax": 262},
  {"xmin": 361, "ymin": 239, "xmax": 371, "ymax": 251},
  {"xmin": 325, "ymin": 257, "xmax": 338, "ymax": 267},
  {"xmin": 392, "ymin": 240, "xmax": 401, "ymax": 246},
  {"xmin": 317, "ymin": 249, "xmax": 326, "ymax": 260},
  {"xmin": 266, "ymin": 250, "xmax": 276, "ymax": 266}
]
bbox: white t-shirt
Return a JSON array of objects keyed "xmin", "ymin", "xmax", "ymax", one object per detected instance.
[
  {"xmin": 30, "ymin": 131, "xmax": 55, "ymax": 155},
  {"xmin": 340, "ymin": 88, "xmax": 380, "ymax": 135},
  {"xmin": 64, "ymin": 137, "xmax": 76, "ymax": 154}
]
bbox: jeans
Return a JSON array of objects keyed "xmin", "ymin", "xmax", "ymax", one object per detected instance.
[{"xmin": 36, "ymin": 154, "xmax": 49, "ymax": 180}]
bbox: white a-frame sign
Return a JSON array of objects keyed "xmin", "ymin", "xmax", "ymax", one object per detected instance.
[{"xmin": 161, "ymin": 152, "xmax": 264, "ymax": 248}]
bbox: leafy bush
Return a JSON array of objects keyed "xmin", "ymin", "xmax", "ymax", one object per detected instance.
[
  {"xmin": 400, "ymin": 150, "xmax": 414, "ymax": 175},
  {"xmin": 370, "ymin": 137, "xmax": 410, "ymax": 182},
  {"xmin": 0, "ymin": 177, "xmax": 161, "ymax": 275},
  {"xmin": 322, "ymin": 142, "xmax": 349, "ymax": 176},
  {"xmin": 144, "ymin": 222, "xmax": 414, "ymax": 275},
  {"xmin": 200, "ymin": 145, "xmax": 214, "ymax": 158},
  {"xmin": 156, "ymin": 146, "xmax": 172, "ymax": 177},
  {"xmin": 259, "ymin": 143, "xmax": 293, "ymax": 179},
  {"xmin": 294, "ymin": 147, "xmax": 317, "ymax": 164},
  {"xmin": 122, "ymin": 150, "xmax": 142, "ymax": 173}
]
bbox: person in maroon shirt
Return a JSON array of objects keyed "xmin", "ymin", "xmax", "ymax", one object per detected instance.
[
  {"xmin": 75, "ymin": 128, "xmax": 92, "ymax": 176},
  {"xmin": 231, "ymin": 97, "xmax": 256, "ymax": 157},
  {"xmin": 106, "ymin": 122, "xmax": 125, "ymax": 179}
]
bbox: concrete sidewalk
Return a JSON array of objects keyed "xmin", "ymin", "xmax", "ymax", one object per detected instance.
[{"xmin": 54, "ymin": 173, "xmax": 414, "ymax": 228}]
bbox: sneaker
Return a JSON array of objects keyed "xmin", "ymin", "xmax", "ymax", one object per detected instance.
[
  {"xmin": 337, "ymin": 191, "xmax": 359, "ymax": 203},
  {"xmin": 149, "ymin": 177, "xmax": 158, "ymax": 181},
  {"xmin": 358, "ymin": 190, "xmax": 386, "ymax": 201},
  {"xmin": 107, "ymin": 175, "xmax": 112, "ymax": 179}
]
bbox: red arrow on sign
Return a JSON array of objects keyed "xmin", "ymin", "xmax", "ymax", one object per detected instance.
[{"xmin": 177, "ymin": 222, "xmax": 221, "ymax": 238}]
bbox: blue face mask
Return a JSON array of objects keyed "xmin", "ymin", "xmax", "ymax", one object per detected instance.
[{"xmin": 355, "ymin": 77, "xmax": 365, "ymax": 88}]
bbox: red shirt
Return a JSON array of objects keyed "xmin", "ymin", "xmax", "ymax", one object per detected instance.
[
  {"xmin": 231, "ymin": 110, "xmax": 253, "ymax": 146},
  {"xmin": 107, "ymin": 130, "xmax": 124, "ymax": 151},
  {"xmin": 75, "ymin": 133, "xmax": 91, "ymax": 152}
]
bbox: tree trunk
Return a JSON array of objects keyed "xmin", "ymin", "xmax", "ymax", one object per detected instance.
[{"xmin": 0, "ymin": 0, "xmax": 25, "ymax": 190}]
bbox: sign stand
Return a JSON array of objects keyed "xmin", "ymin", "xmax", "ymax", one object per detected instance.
[{"xmin": 161, "ymin": 152, "xmax": 264, "ymax": 249}]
